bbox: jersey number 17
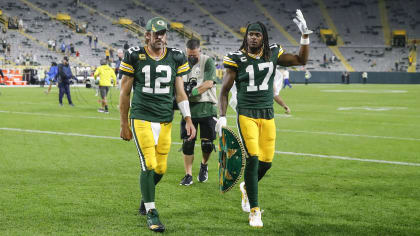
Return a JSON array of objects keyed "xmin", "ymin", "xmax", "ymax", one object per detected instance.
[{"xmin": 246, "ymin": 62, "xmax": 273, "ymax": 92}]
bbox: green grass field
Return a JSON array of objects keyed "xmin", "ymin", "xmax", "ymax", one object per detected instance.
[{"xmin": 1, "ymin": 84, "xmax": 419, "ymax": 235}]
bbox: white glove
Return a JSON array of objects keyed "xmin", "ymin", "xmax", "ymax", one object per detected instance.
[
  {"xmin": 214, "ymin": 116, "xmax": 227, "ymax": 136},
  {"xmin": 293, "ymin": 9, "xmax": 313, "ymax": 35}
]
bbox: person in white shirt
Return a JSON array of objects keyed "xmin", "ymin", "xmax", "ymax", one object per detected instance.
[{"xmin": 282, "ymin": 69, "xmax": 292, "ymax": 88}]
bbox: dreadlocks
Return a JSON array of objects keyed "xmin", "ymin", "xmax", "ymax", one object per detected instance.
[{"xmin": 240, "ymin": 21, "xmax": 271, "ymax": 61}]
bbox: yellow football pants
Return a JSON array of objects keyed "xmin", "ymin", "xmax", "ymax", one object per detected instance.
[
  {"xmin": 131, "ymin": 119, "xmax": 172, "ymax": 174},
  {"xmin": 237, "ymin": 115, "xmax": 276, "ymax": 163}
]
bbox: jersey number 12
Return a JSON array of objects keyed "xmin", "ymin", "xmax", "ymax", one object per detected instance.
[{"xmin": 142, "ymin": 65, "xmax": 171, "ymax": 94}]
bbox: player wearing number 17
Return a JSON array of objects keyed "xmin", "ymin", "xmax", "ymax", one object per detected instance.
[
  {"xmin": 119, "ymin": 17, "xmax": 196, "ymax": 233},
  {"xmin": 218, "ymin": 10, "xmax": 312, "ymax": 227}
]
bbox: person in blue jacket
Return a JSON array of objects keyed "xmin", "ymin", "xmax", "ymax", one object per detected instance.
[
  {"xmin": 55, "ymin": 57, "xmax": 74, "ymax": 106},
  {"xmin": 44, "ymin": 62, "xmax": 58, "ymax": 94}
]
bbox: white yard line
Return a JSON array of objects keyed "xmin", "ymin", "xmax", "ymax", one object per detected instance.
[
  {"xmin": 1, "ymin": 127, "xmax": 419, "ymax": 167},
  {"xmin": 0, "ymin": 127, "xmax": 121, "ymax": 140},
  {"xmin": 2, "ymin": 109, "xmax": 420, "ymax": 128},
  {"xmin": 2, "ymin": 110, "xmax": 418, "ymax": 141},
  {"xmin": 0, "ymin": 110, "xmax": 119, "ymax": 120},
  {"xmin": 276, "ymin": 151, "xmax": 420, "ymax": 167},
  {"xmin": 278, "ymin": 129, "xmax": 420, "ymax": 142}
]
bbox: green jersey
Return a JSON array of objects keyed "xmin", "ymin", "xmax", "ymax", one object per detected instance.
[
  {"xmin": 120, "ymin": 46, "xmax": 190, "ymax": 122},
  {"xmin": 223, "ymin": 44, "xmax": 284, "ymax": 118}
]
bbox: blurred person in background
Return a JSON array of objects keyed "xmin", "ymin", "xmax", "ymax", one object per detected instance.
[
  {"xmin": 55, "ymin": 56, "xmax": 74, "ymax": 106},
  {"xmin": 45, "ymin": 62, "xmax": 58, "ymax": 94},
  {"xmin": 282, "ymin": 69, "xmax": 292, "ymax": 88},
  {"xmin": 114, "ymin": 49, "xmax": 124, "ymax": 88},
  {"xmin": 94, "ymin": 59, "xmax": 116, "ymax": 113}
]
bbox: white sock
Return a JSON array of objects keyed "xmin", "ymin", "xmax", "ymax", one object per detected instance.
[{"xmin": 144, "ymin": 202, "xmax": 156, "ymax": 212}]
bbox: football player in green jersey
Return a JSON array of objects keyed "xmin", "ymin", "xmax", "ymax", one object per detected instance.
[
  {"xmin": 217, "ymin": 9, "xmax": 312, "ymax": 227},
  {"xmin": 119, "ymin": 17, "xmax": 196, "ymax": 233}
]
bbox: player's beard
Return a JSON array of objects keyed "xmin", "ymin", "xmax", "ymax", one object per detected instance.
[
  {"xmin": 248, "ymin": 44, "xmax": 263, "ymax": 55},
  {"xmin": 150, "ymin": 40, "xmax": 166, "ymax": 51}
]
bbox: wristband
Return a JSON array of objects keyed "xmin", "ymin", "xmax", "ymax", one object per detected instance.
[
  {"xmin": 191, "ymin": 88, "xmax": 199, "ymax": 96},
  {"xmin": 178, "ymin": 100, "xmax": 191, "ymax": 118},
  {"xmin": 300, "ymin": 36, "xmax": 310, "ymax": 45}
]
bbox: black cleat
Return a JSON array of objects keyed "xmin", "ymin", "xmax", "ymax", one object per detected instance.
[
  {"xmin": 146, "ymin": 209, "xmax": 165, "ymax": 233},
  {"xmin": 197, "ymin": 163, "xmax": 208, "ymax": 182},
  {"xmin": 139, "ymin": 199, "xmax": 146, "ymax": 215},
  {"xmin": 179, "ymin": 174, "xmax": 193, "ymax": 186}
]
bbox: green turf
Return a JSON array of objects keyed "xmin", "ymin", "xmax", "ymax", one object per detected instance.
[{"xmin": 0, "ymin": 84, "xmax": 419, "ymax": 235}]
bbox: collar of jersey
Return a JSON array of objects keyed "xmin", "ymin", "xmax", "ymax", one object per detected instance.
[
  {"xmin": 241, "ymin": 48, "xmax": 263, "ymax": 59},
  {"xmin": 144, "ymin": 46, "xmax": 167, "ymax": 61}
]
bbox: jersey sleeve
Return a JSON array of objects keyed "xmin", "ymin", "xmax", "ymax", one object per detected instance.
[
  {"xmin": 223, "ymin": 53, "xmax": 239, "ymax": 70},
  {"xmin": 172, "ymin": 48, "xmax": 190, "ymax": 77},
  {"xmin": 204, "ymin": 57, "xmax": 217, "ymax": 82},
  {"xmin": 277, "ymin": 44, "xmax": 284, "ymax": 58},
  {"xmin": 273, "ymin": 69, "xmax": 283, "ymax": 96},
  {"xmin": 119, "ymin": 50, "xmax": 135, "ymax": 76}
]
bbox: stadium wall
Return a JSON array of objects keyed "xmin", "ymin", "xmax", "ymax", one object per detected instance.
[{"xmin": 290, "ymin": 72, "xmax": 420, "ymax": 84}]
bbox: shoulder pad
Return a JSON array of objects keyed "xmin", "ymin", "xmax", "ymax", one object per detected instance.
[
  {"xmin": 269, "ymin": 43, "xmax": 278, "ymax": 49},
  {"xmin": 168, "ymin": 47, "xmax": 184, "ymax": 55},
  {"xmin": 127, "ymin": 46, "xmax": 142, "ymax": 55},
  {"xmin": 227, "ymin": 51, "xmax": 243, "ymax": 56}
]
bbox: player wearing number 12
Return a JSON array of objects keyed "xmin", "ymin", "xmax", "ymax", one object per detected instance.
[
  {"xmin": 119, "ymin": 17, "xmax": 196, "ymax": 233},
  {"xmin": 218, "ymin": 10, "xmax": 312, "ymax": 227}
]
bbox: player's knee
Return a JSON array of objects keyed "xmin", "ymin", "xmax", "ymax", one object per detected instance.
[
  {"xmin": 182, "ymin": 139, "xmax": 195, "ymax": 155},
  {"xmin": 154, "ymin": 154, "xmax": 168, "ymax": 174},
  {"xmin": 201, "ymin": 139, "xmax": 215, "ymax": 154},
  {"xmin": 154, "ymin": 163, "xmax": 167, "ymax": 175},
  {"xmin": 145, "ymin": 160, "xmax": 157, "ymax": 171}
]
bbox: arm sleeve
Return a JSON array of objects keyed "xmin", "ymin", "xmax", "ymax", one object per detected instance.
[
  {"xmin": 203, "ymin": 57, "xmax": 216, "ymax": 82},
  {"xmin": 119, "ymin": 51, "xmax": 135, "ymax": 76}
]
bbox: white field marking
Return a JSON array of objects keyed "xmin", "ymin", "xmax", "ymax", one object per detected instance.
[
  {"xmin": 0, "ymin": 127, "xmax": 121, "ymax": 140},
  {"xmin": 0, "ymin": 110, "xmax": 119, "ymax": 121},
  {"xmin": 1, "ymin": 127, "xmax": 419, "ymax": 167},
  {"xmin": 2, "ymin": 109, "xmax": 420, "ymax": 132},
  {"xmin": 225, "ymin": 113, "xmax": 420, "ymax": 129},
  {"xmin": 227, "ymin": 114, "xmax": 293, "ymax": 118},
  {"xmin": 278, "ymin": 129, "xmax": 420, "ymax": 142},
  {"xmin": 276, "ymin": 151, "xmax": 420, "ymax": 167},
  {"xmin": 337, "ymin": 106, "xmax": 408, "ymax": 111},
  {"xmin": 321, "ymin": 89, "xmax": 407, "ymax": 94}
]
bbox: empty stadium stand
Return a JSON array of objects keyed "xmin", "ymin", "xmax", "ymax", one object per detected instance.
[{"xmin": 0, "ymin": 0, "xmax": 418, "ymax": 74}]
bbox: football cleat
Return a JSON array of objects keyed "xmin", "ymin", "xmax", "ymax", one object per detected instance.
[
  {"xmin": 146, "ymin": 209, "xmax": 165, "ymax": 233},
  {"xmin": 179, "ymin": 174, "xmax": 193, "ymax": 186},
  {"xmin": 138, "ymin": 199, "xmax": 146, "ymax": 215},
  {"xmin": 249, "ymin": 207, "xmax": 263, "ymax": 228},
  {"xmin": 240, "ymin": 182, "xmax": 250, "ymax": 212}
]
